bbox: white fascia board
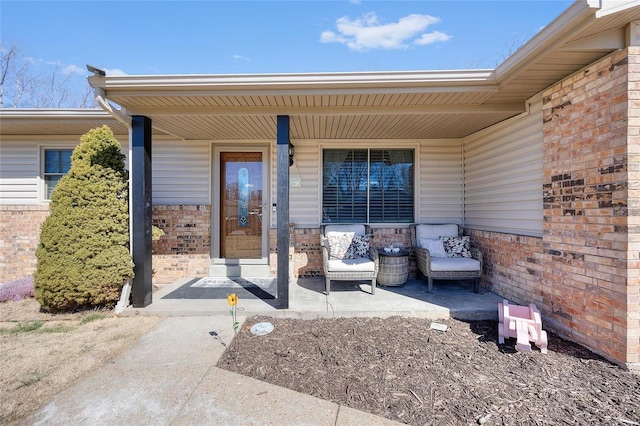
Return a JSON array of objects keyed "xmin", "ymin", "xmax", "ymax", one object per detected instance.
[
  {"xmin": 596, "ymin": 0, "xmax": 640, "ymax": 18},
  {"xmin": 88, "ymin": 69, "xmax": 497, "ymax": 94},
  {"xmin": 558, "ymin": 27, "xmax": 627, "ymax": 50},
  {"xmin": 0, "ymin": 109, "xmax": 113, "ymax": 120},
  {"xmin": 494, "ymin": 0, "xmax": 600, "ymax": 83}
]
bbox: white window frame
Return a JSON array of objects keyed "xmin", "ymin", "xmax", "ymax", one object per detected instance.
[
  {"xmin": 41, "ymin": 147, "xmax": 74, "ymax": 201},
  {"xmin": 320, "ymin": 146, "xmax": 417, "ymax": 225}
]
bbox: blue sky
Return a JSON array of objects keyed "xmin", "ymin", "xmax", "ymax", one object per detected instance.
[{"xmin": 2, "ymin": 0, "xmax": 573, "ymax": 80}]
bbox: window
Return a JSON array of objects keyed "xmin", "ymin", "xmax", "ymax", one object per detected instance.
[
  {"xmin": 322, "ymin": 149, "xmax": 414, "ymax": 223},
  {"xmin": 43, "ymin": 149, "xmax": 73, "ymax": 200}
]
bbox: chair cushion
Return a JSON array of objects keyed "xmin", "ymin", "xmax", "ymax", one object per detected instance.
[
  {"xmin": 347, "ymin": 234, "xmax": 372, "ymax": 259},
  {"xmin": 441, "ymin": 236, "xmax": 472, "ymax": 258},
  {"xmin": 327, "ymin": 233, "xmax": 355, "ymax": 260},
  {"xmin": 416, "ymin": 224, "xmax": 459, "ymax": 240},
  {"xmin": 420, "ymin": 238, "xmax": 448, "ymax": 257},
  {"xmin": 430, "ymin": 257, "xmax": 480, "ymax": 272},
  {"xmin": 326, "ymin": 257, "xmax": 376, "ymax": 272},
  {"xmin": 325, "ymin": 224, "xmax": 366, "ymax": 236},
  {"xmin": 326, "ymin": 233, "xmax": 372, "ymax": 260}
]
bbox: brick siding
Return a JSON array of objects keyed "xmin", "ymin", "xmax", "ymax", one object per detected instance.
[
  {"xmin": 626, "ymin": 46, "xmax": 640, "ymax": 366},
  {"xmin": 0, "ymin": 204, "xmax": 213, "ymax": 285},
  {"xmin": 279, "ymin": 226, "xmax": 416, "ymax": 279},
  {"xmin": 541, "ymin": 47, "xmax": 638, "ymax": 366},
  {"xmin": 466, "ymin": 230, "xmax": 544, "ymax": 304},
  {"xmin": 152, "ymin": 205, "xmax": 211, "ymax": 283},
  {"xmin": 0, "ymin": 205, "xmax": 50, "ymax": 283}
]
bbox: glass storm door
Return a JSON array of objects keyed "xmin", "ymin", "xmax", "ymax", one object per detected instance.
[{"xmin": 220, "ymin": 152, "xmax": 263, "ymax": 259}]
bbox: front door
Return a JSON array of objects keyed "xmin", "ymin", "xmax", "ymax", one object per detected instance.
[{"xmin": 220, "ymin": 152, "xmax": 264, "ymax": 259}]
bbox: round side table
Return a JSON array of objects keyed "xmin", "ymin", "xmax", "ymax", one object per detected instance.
[{"xmin": 377, "ymin": 248, "xmax": 410, "ymax": 286}]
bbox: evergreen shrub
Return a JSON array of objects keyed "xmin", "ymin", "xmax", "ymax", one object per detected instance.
[{"xmin": 35, "ymin": 125, "xmax": 134, "ymax": 312}]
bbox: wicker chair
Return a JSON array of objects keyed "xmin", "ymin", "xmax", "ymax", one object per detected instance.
[
  {"xmin": 410, "ymin": 224, "xmax": 482, "ymax": 293},
  {"xmin": 321, "ymin": 224, "xmax": 379, "ymax": 295}
]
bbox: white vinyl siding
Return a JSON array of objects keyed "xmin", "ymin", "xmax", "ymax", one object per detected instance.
[
  {"xmin": 0, "ymin": 140, "xmax": 40, "ymax": 204},
  {"xmin": 281, "ymin": 141, "xmax": 320, "ymax": 228},
  {"xmin": 0, "ymin": 139, "xmax": 79, "ymax": 204},
  {"xmin": 0, "ymin": 135, "xmax": 128, "ymax": 205},
  {"xmin": 463, "ymin": 97, "xmax": 543, "ymax": 236},
  {"xmin": 0, "ymin": 136, "xmax": 214, "ymax": 206},
  {"xmin": 152, "ymin": 140, "xmax": 211, "ymax": 205},
  {"xmin": 418, "ymin": 140, "xmax": 464, "ymax": 224}
]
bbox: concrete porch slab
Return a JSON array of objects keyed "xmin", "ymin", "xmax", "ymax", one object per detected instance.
[{"xmin": 124, "ymin": 277, "xmax": 504, "ymax": 321}]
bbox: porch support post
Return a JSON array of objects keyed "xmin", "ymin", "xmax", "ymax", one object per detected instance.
[
  {"xmin": 131, "ymin": 115, "xmax": 153, "ymax": 308},
  {"xmin": 276, "ymin": 115, "xmax": 290, "ymax": 309}
]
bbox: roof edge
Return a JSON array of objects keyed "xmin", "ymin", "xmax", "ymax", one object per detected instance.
[
  {"xmin": 0, "ymin": 109, "xmax": 112, "ymax": 119},
  {"xmin": 88, "ymin": 69, "xmax": 496, "ymax": 92},
  {"xmin": 494, "ymin": 0, "xmax": 600, "ymax": 83},
  {"xmin": 596, "ymin": 0, "xmax": 639, "ymax": 17}
]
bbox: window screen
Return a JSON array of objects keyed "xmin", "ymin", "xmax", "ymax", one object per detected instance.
[
  {"xmin": 44, "ymin": 149, "xmax": 73, "ymax": 200},
  {"xmin": 322, "ymin": 149, "xmax": 414, "ymax": 223}
]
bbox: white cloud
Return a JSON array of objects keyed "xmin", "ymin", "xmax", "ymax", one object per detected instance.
[
  {"xmin": 104, "ymin": 68, "xmax": 127, "ymax": 76},
  {"xmin": 53, "ymin": 61, "xmax": 127, "ymax": 76},
  {"xmin": 63, "ymin": 64, "xmax": 85, "ymax": 75},
  {"xmin": 232, "ymin": 54, "xmax": 250, "ymax": 61},
  {"xmin": 320, "ymin": 12, "xmax": 450, "ymax": 51},
  {"xmin": 415, "ymin": 31, "xmax": 452, "ymax": 45}
]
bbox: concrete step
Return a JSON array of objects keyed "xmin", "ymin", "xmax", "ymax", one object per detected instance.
[{"xmin": 209, "ymin": 263, "xmax": 271, "ymax": 278}]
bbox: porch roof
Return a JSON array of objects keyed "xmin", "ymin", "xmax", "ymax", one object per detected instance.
[{"xmin": 1, "ymin": 0, "xmax": 638, "ymax": 140}]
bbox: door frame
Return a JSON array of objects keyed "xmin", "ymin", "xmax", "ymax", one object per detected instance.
[{"xmin": 212, "ymin": 144, "xmax": 270, "ymax": 264}]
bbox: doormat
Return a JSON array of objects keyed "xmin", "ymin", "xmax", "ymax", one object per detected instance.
[{"xmin": 161, "ymin": 277, "xmax": 277, "ymax": 300}]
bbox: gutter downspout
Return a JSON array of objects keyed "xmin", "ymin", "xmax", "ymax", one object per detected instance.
[{"xmin": 95, "ymin": 89, "xmax": 134, "ymax": 316}]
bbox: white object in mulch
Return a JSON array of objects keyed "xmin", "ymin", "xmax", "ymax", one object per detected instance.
[
  {"xmin": 250, "ymin": 322, "xmax": 274, "ymax": 336},
  {"xmin": 430, "ymin": 322, "xmax": 448, "ymax": 332},
  {"xmin": 498, "ymin": 299, "xmax": 548, "ymax": 354}
]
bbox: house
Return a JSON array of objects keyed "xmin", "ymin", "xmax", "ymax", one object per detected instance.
[{"xmin": 0, "ymin": 0, "xmax": 638, "ymax": 369}]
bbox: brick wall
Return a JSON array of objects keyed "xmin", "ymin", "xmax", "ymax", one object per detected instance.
[
  {"xmin": 291, "ymin": 228, "xmax": 323, "ymax": 278},
  {"xmin": 541, "ymin": 47, "xmax": 638, "ymax": 366},
  {"xmin": 280, "ymin": 226, "xmax": 416, "ymax": 279},
  {"xmin": 152, "ymin": 205, "xmax": 211, "ymax": 283},
  {"xmin": 466, "ymin": 230, "xmax": 544, "ymax": 303},
  {"xmin": 626, "ymin": 46, "xmax": 640, "ymax": 367},
  {"xmin": 0, "ymin": 204, "xmax": 214, "ymax": 285},
  {"xmin": 269, "ymin": 227, "xmax": 324, "ymax": 278},
  {"xmin": 0, "ymin": 205, "xmax": 50, "ymax": 283}
]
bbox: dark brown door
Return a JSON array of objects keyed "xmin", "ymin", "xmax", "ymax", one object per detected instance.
[{"xmin": 220, "ymin": 152, "xmax": 263, "ymax": 259}]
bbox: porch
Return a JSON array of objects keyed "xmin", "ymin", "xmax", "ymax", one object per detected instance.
[{"xmin": 122, "ymin": 277, "xmax": 504, "ymax": 320}]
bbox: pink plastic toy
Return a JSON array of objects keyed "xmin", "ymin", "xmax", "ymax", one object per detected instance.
[{"xmin": 498, "ymin": 299, "xmax": 548, "ymax": 354}]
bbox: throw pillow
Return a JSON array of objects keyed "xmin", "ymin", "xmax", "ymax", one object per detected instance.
[
  {"xmin": 327, "ymin": 233, "xmax": 354, "ymax": 260},
  {"xmin": 440, "ymin": 236, "xmax": 472, "ymax": 258},
  {"xmin": 421, "ymin": 238, "xmax": 447, "ymax": 258},
  {"xmin": 347, "ymin": 234, "xmax": 372, "ymax": 259}
]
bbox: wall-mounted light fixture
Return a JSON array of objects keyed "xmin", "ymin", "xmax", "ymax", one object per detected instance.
[{"xmin": 288, "ymin": 142, "xmax": 295, "ymax": 167}]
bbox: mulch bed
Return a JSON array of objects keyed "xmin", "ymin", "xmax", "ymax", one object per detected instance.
[{"xmin": 217, "ymin": 316, "xmax": 640, "ymax": 425}]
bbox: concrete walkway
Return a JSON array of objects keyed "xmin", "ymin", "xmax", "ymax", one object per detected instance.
[
  {"xmin": 24, "ymin": 278, "xmax": 504, "ymax": 425},
  {"xmin": 24, "ymin": 315, "xmax": 405, "ymax": 426}
]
